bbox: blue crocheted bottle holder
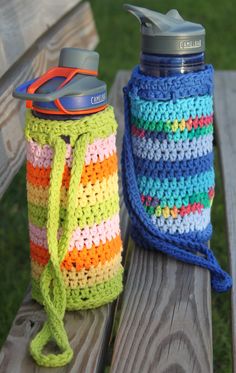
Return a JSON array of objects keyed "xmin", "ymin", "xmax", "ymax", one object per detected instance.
[{"xmin": 122, "ymin": 65, "xmax": 232, "ymax": 292}]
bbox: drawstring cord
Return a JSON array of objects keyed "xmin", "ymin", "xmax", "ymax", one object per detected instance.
[{"xmin": 30, "ymin": 133, "xmax": 90, "ymax": 367}]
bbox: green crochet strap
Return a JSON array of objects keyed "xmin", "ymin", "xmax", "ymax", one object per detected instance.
[{"xmin": 30, "ymin": 133, "xmax": 90, "ymax": 367}]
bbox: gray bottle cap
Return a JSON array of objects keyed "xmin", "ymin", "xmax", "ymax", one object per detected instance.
[
  {"xmin": 59, "ymin": 48, "xmax": 99, "ymax": 71},
  {"xmin": 124, "ymin": 4, "xmax": 205, "ymax": 55}
]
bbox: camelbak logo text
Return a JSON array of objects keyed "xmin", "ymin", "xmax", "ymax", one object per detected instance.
[
  {"xmin": 179, "ymin": 40, "xmax": 202, "ymax": 49},
  {"xmin": 91, "ymin": 93, "xmax": 106, "ymax": 105}
]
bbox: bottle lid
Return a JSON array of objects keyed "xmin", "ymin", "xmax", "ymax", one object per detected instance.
[
  {"xmin": 13, "ymin": 48, "xmax": 107, "ymax": 116},
  {"xmin": 124, "ymin": 4, "xmax": 205, "ymax": 55}
]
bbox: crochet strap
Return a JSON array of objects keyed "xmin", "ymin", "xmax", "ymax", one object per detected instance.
[
  {"xmin": 30, "ymin": 133, "xmax": 90, "ymax": 367},
  {"xmin": 122, "ymin": 87, "xmax": 232, "ymax": 293}
]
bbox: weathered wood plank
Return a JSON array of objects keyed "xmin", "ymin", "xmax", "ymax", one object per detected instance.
[
  {"xmin": 0, "ymin": 1, "xmax": 99, "ymax": 199},
  {"xmin": 0, "ymin": 68, "xmax": 128, "ymax": 373},
  {"xmin": 0, "ymin": 0, "xmax": 82, "ymax": 78},
  {"xmin": 214, "ymin": 71, "xmax": 236, "ymax": 372},
  {"xmin": 110, "ymin": 71, "xmax": 213, "ymax": 373},
  {"xmin": 0, "ymin": 290, "xmax": 114, "ymax": 373}
]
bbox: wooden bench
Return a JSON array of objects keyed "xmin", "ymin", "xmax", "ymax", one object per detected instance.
[{"xmin": 0, "ymin": 1, "xmax": 235, "ymax": 372}]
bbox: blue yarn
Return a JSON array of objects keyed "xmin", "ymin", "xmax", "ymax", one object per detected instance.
[
  {"xmin": 128, "ymin": 64, "xmax": 214, "ymax": 101},
  {"xmin": 134, "ymin": 152, "xmax": 213, "ymax": 179},
  {"xmin": 122, "ymin": 81, "xmax": 232, "ymax": 293}
]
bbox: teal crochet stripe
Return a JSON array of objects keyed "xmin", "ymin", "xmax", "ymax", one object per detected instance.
[
  {"xmin": 144, "ymin": 190, "xmax": 212, "ymax": 211},
  {"xmin": 130, "ymin": 94, "xmax": 213, "ymax": 122},
  {"xmin": 132, "ymin": 123, "xmax": 214, "ymax": 143},
  {"xmin": 137, "ymin": 170, "xmax": 215, "ymax": 198}
]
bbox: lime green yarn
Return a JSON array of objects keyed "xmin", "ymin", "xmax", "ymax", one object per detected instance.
[
  {"xmin": 25, "ymin": 106, "xmax": 117, "ymax": 146},
  {"xmin": 26, "ymin": 107, "xmax": 120, "ymax": 367},
  {"xmin": 32, "ymin": 268, "xmax": 124, "ymax": 311},
  {"xmin": 30, "ymin": 137, "xmax": 73, "ymax": 367},
  {"xmin": 28, "ymin": 194, "xmax": 119, "ymax": 228}
]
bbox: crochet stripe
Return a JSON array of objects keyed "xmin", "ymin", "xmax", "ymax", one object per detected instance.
[
  {"xmin": 132, "ymin": 134, "xmax": 213, "ymax": 162},
  {"xmin": 31, "ymin": 268, "xmax": 123, "ymax": 311},
  {"xmin": 130, "ymin": 94, "xmax": 213, "ymax": 122},
  {"xmin": 30, "ymin": 234, "xmax": 122, "ymax": 268},
  {"xmin": 27, "ymin": 134, "xmax": 117, "ymax": 168},
  {"xmin": 26, "ymin": 153, "xmax": 118, "ymax": 188},
  {"xmin": 31, "ymin": 253, "xmax": 122, "ymax": 287},
  {"xmin": 29, "ymin": 213, "xmax": 120, "ymax": 250},
  {"xmin": 132, "ymin": 114, "xmax": 213, "ymax": 132},
  {"xmin": 27, "ymin": 173, "xmax": 118, "ymax": 208},
  {"xmin": 28, "ymin": 194, "xmax": 119, "ymax": 229}
]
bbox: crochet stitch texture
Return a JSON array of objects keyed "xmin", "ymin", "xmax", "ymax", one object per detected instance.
[
  {"xmin": 25, "ymin": 107, "xmax": 123, "ymax": 367},
  {"xmin": 122, "ymin": 65, "xmax": 232, "ymax": 293}
]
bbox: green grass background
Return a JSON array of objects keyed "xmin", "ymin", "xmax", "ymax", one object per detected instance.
[{"xmin": 0, "ymin": 0, "xmax": 235, "ymax": 371}]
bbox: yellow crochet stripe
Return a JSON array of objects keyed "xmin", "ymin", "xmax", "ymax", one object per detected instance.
[
  {"xmin": 27, "ymin": 173, "xmax": 118, "ymax": 209},
  {"xmin": 28, "ymin": 194, "xmax": 119, "ymax": 229},
  {"xmin": 26, "ymin": 107, "xmax": 121, "ymax": 367},
  {"xmin": 31, "ymin": 252, "xmax": 122, "ymax": 288}
]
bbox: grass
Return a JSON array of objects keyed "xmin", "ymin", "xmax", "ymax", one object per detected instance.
[{"xmin": 0, "ymin": 0, "xmax": 235, "ymax": 371}]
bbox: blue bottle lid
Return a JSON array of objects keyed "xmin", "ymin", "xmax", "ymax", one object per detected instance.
[{"xmin": 13, "ymin": 48, "xmax": 107, "ymax": 115}]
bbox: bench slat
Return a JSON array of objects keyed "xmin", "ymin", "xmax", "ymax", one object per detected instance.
[
  {"xmin": 0, "ymin": 66, "xmax": 129, "ymax": 373},
  {"xmin": 110, "ymin": 71, "xmax": 213, "ymax": 373},
  {"xmin": 214, "ymin": 71, "xmax": 236, "ymax": 371},
  {"xmin": 0, "ymin": 0, "xmax": 82, "ymax": 78},
  {"xmin": 0, "ymin": 1, "xmax": 99, "ymax": 199},
  {"xmin": 0, "ymin": 290, "xmax": 114, "ymax": 373}
]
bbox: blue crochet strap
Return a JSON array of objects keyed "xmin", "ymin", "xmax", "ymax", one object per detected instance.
[{"xmin": 122, "ymin": 86, "xmax": 232, "ymax": 293}]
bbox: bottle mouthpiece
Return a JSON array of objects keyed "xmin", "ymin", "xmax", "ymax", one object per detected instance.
[{"xmin": 124, "ymin": 4, "xmax": 205, "ymax": 55}]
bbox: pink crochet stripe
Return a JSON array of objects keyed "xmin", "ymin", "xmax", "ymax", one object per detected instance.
[
  {"xmin": 26, "ymin": 134, "xmax": 116, "ymax": 168},
  {"xmin": 29, "ymin": 213, "xmax": 120, "ymax": 250}
]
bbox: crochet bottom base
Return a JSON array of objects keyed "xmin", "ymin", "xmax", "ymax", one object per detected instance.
[{"xmin": 31, "ymin": 269, "xmax": 123, "ymax": 311}]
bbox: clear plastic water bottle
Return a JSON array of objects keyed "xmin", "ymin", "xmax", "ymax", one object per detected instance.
[{"xmin": 124, "ymin": 4, "xmax": 205, "ymax": 77}]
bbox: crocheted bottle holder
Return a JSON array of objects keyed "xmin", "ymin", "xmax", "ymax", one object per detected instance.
[
  {"xmin": 122, "ymin": 65, "xmax": 232, "ymax": 293},
  {"xmin": 25, "ymin": 107, "xmax": 123, "ymax": 367}
]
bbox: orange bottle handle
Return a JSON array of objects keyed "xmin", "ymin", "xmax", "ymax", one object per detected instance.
[{"xmin": 26, "ymin": 66, "xmax": 97, "ymax": 109}]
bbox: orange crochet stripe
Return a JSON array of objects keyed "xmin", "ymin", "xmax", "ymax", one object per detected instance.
[
  {"xmin": 30, "ymin": 234, "xmax": 122, "ymax": 270},
  {"xmin": 26, "ymin": 152, "xmax": 118, "ymax": 188}
]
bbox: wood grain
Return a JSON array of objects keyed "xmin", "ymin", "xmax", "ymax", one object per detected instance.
[
  {"xmin": 111, "ymin": 240, "xmax": 212, "ymax": 373},
  {"xmin": 110, "ymin": 71, "xmax": 213, "ymax": 373},
  {"xmin": 214, "ymin": 71, "xmax": 236, "ymax": 372},
  {"xmin": 0, "ymin": 68, "xmax": 129, "ymax": 373},
  {"xmin": 0, "ymin": 290, "xmax": 114, "ymax": 373},
  {"xmin": 0, "ymin": 1, "xmax": 99, "ymax": 199},
  {"xmin": 0, "ymin": 0, "xmax": 82, "ymax": 78}
]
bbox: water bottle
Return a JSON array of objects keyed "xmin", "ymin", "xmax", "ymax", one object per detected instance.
[
  {"xmin": 122, "ymin": 5, "xmax": 232, "ymax": 293},
  {"xmin": 124, "ymin": 4, "xmax": 205, "ymax": 76},
  {"xmin": 13, "ymin": 48, "xmax": 123, "ymax": 367}
]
